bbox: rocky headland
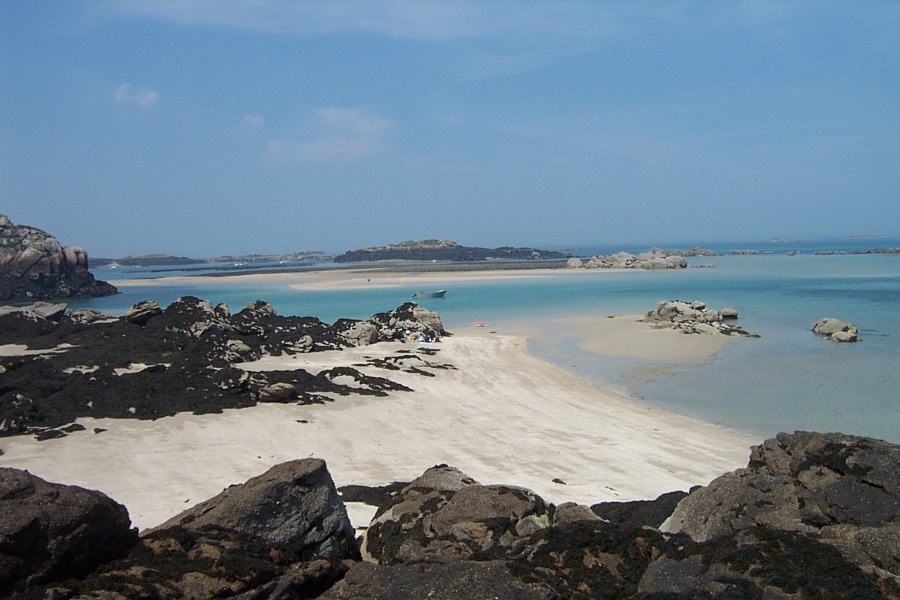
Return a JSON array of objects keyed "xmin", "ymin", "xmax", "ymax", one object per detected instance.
[
  {"xmin": 0, "ymin": 298, "xmax": 446, "ymax": 440},
  {"xmin": 0, "ymin": 214, "xmax": 117, "ymax": 303},
  {"xmin": 334, "ymin": 240, "xmax": 569, "ymax": 263},
  {"xmin": 1, "ymin": 431, "xmax": 897, "ymax": 599}
]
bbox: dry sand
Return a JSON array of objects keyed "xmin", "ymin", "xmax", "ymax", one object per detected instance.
[{"xmin": 0, "ymin": 323, "xmax": 757, "ymax": 532}]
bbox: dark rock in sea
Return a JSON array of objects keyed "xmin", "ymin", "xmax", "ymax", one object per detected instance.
[
  {"xmin": 0, "ymin": 213, "xmax": 117, "ymax": 303},
  {"xmin": 148, "ymin": 459, "xmax": 359, "ymax": 561},
  {"xmin": 0, "ymin": 468, "xmax": 138, "ymax": 597},
  {"xmin": 0, "ymin": 297, "xmax": 442, "ymax": 438}
]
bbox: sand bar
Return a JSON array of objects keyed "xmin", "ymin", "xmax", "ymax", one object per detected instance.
[
  {"xmin": 0, "ymin": 326, "xmax": 756, "ymax": 532},
  {"xmin": 547, "ymin": 314, "xmax": 734, "ymax": 361},
  {"xmin": 109, "ymin": 264, "xmax": 628, "ymax": 291}
]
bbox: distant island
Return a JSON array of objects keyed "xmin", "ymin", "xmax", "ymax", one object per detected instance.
[
  {"xmin": 333, "ymin": 239, "xmax": 569, "ymax": 263},
  {"xmin": 92, "ymin": 251, "xmax": 334, "ymax": 268}
]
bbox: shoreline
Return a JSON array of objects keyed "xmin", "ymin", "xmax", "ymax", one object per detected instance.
[
  {"xmin": 0, "ymin": 324, "xmax": 757, "ymax": 532},
  {"xmin": 107, "ymin": 263, "xmax": 629, "ymax": 291}
]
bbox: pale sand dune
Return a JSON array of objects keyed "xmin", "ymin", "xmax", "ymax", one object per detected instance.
[{"xmin": 0, "ymin": 328, "xmax": 756, "ymax": 532}]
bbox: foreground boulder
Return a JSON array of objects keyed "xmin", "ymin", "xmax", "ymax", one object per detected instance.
[
  {"xmin": 660, "ymin": 431, "xmax": 899, "ymax": 596},
  {"xmin": 3, "ymin": 438, "xmax": 897, "ymax": 599},
  {"xmin": 812, "ymin": 317, "xmax": 859, "ymax": 342},
  {"xmin": 151, "ymin": 458, "xmax": 359, "ymax": 561},
  {"xmin": 0, "ymin": 214, "xmax": 117, "ymax": 303},
  {"xmin": 0, "ymin": 468, "xmax": 137, "ymax": 596},
  {"xmin": 321, "ymin": 560, "xmax": 556, "ymax": 600}
]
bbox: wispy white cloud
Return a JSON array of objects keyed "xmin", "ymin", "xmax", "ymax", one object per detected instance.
[
  {"xmin": 113, "ymin": 83, "xmax": 159, "ymax": 109},
  {"xmin": 242, "ymin": 114, "xmax": 265, "ymax": 128},
  {"xmin": 98, "ymin": 0, "xmax": 619, "ymax": 41},
  {"xmin": 266, "ymin": 106, "xmax": 395, "ymax": 165}
]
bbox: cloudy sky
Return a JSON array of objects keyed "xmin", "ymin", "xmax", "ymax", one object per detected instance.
[{"xmin": 1, "ymin": 1, "xmax": 897, "ymax": 257}]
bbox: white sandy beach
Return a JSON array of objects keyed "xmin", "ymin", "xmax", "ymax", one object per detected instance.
[{"xmin": 0, "ymin": 313, "xmax": 756, "ymax": 532}]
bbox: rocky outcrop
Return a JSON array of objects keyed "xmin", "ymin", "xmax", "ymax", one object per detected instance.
[
  {"xmin": 567, "ymin": 248, "xmax": 693, "ymax": 270},
  {"xmin": 3, "ymin": 433, "xmax": 898, "ymax": 599},
  {"xmin": 362, "ymin": 465, "xmax": 553, "ymax": 565},
  {"xmin": 151, "ymin": 459, "xmax": 358, "ymax": 561},
  {"xmin": 0, "ymin": 214, "xmax": 117, "ymax": 303},
  {"xmin": 659, "ymin": 431, "xmax": 899, "ymax": 597},
  {"xmin": 642, "ymin": 300, "xmax": 759, "ymax": 337},
  {"xmin": 812, "ymin": 317, "xmax": 859, "ymax": 342},
  {"xmin": 0, "ymin": 298, "xmax": 445, "ymax": 439},
  {"xmin": 0, "ymin": 468, "xmax": 138, "ymax": 596}
]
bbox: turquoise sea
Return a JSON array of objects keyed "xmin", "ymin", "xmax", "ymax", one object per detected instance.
[{"xmin": 80, "ymin": 239, "xmax": 900, "ymax": 443}]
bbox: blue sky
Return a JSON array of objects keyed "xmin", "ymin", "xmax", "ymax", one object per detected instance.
[{"xmin": 1, "ymin": 1, "xmax": 897, "ymax": 258}]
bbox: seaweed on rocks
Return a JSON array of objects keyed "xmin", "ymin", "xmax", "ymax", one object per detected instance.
[{"xmin": 0, "ymin": 297, "xmax": 444, "ymax": 439}]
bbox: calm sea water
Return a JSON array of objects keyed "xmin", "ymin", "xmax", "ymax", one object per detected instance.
[{"xmin": 80, "ymin": 239, "xmax": 900, "ymax": 443}]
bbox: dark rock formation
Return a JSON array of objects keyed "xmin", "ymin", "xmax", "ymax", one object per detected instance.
[
  {"xmin": 812, "ymin": 317, "xmax": 859, "ymax": 342},
  {"xmin": 150, "ymin": 459, "xmax": 359, "ymax": 561},
  {"xmin": 320, "ymin": 560, "xmax": 556, "ymax": 600},
  {"xmin": 335, "ymin": 240, "xmax": 568, "ymax": 263},
  {"xmin": 0, "ymin": 468, "xmax": 138, "ymax": 596},
  {"xmin": 2, "ymin": 432, "xmax": 898, "ymax": 599},
  {"xmin": 0, "ymin": 298, "xmax": 445, "ymax": 439},
  {"xmin": 642, "ymin": 300, "xmax": 759, "ymax": 337},
  {"xmin": 591, "ymin": 490, "xmax": 690, "ymax": 530},
  {"xmin": 660, "ymin": 431, "xmax": 899, "ymax": 597},
  {"xmin": 0, "ymin": 214, "xmax": 117, "ymax": 303}
]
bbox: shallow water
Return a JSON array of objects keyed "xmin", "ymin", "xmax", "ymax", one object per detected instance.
[{"xmin": 78, "ymin": 240, "xmax": 900, "ymax": 443}]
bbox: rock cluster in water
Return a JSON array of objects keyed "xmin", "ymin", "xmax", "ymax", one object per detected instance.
[
  {"xmin": 567, "ymin": 248, "xmax": 691, "ymax": 270},
  {"xmin": 0, "ymin": 298, "xmax": 447, "ymax": 439},
  {"xmin": 0, "ymin": 431, "xmax": 896, "ymax": 599},
  {"xmin": 642, "ymin": 300, "xmax": 759, "ymax": 337},
  {"xmin": 812, "ymin": 318, "xmax": 859, "ymax": 343},
  {"xmin": 0, "ymin": 214, "xmax": 117, "ymax": 303}
]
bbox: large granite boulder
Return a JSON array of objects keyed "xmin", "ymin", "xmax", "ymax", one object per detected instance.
[
  {"xmin": 362, "ymin": 465, "xmax": 551, "ymax": 565},
  {"xmin": 659, "ymin": 431, "xmax": 899, "ymax": 596},
  {"xmin": 0, "ymin": 214, "xmax": 117, "ymax": 303},
  {"xmin": 812, "ymin": 317, "xmax": 859, "ymax": 342},
  {"xmin": 151, "ymin": 459, "xmax": 359, "ymax": 561},
  {"xmin": 0, "ymin": 468, "xmax": 138, "ymax": 595}
]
